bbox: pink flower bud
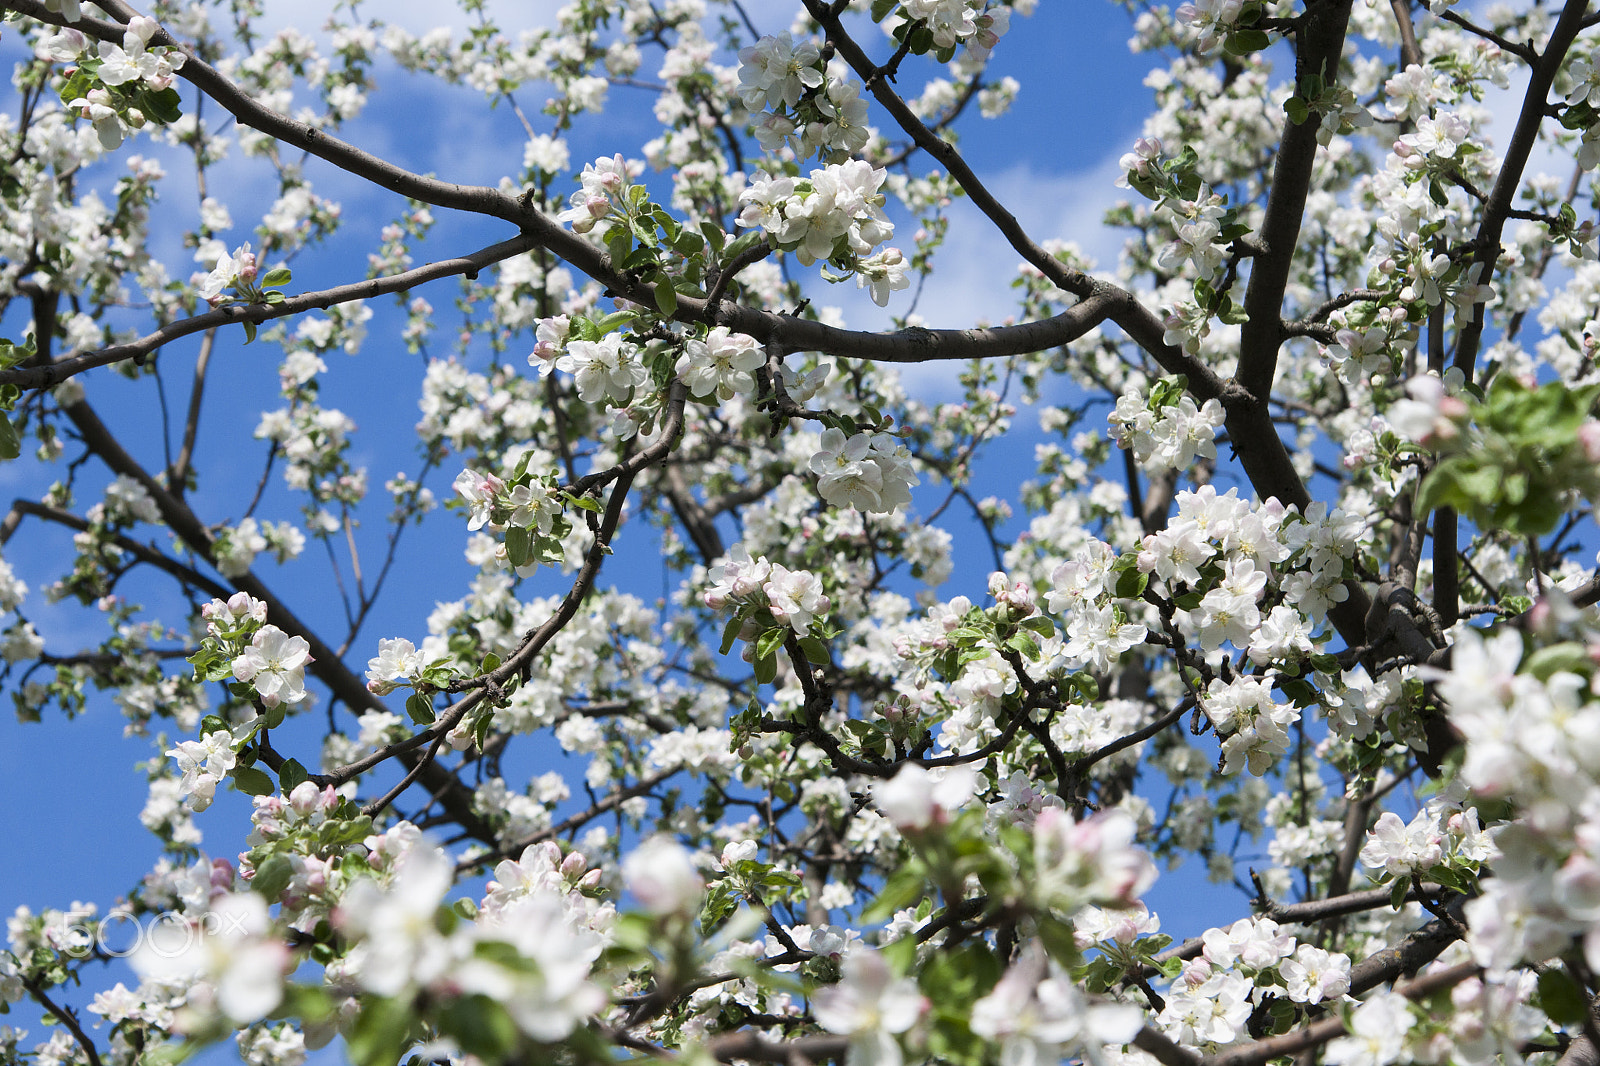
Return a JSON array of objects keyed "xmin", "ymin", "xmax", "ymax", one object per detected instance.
[{"xmin": 1579, "ymin": 420, "xmax": 1600, "ymax": 463}]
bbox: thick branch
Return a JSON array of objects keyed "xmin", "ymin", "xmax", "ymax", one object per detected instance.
[
  {"xmin": 704, "ymin": 1031, "xmax": 849, "ymax": 1065},
  {"xmin": 1236, "ymin": 0, "xmax": 1353, "ymax": 402}
]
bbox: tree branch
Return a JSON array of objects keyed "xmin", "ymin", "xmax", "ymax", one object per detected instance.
[
  {"xmin": 0, "ymin": 235, "xmax": 541, "ymax": 390},
  {"xmin": 1236, "ymin": 0, "xmax": 1353, "ymax": 402},
  {"xmin": 1452, "ymin": 0, "xmax": 1589, "ymax": 383}
]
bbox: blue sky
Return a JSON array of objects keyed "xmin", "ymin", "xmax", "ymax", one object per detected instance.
[{"xmin": 0, "ymin": 0, "xmax": 1242, "ymax": 1057}]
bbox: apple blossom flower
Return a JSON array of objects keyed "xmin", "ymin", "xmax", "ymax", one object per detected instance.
[
  {"xmin": 453, "ymin": 468, "xmax": 504, "ymax": 531},
  {"xmin": 557, "ymin": 334, "xmax": 649, "ymax": 404},
  {"xmin": 166, "ymin": 730, "xmax": 238, "ymax": 812},
  {"xmin": 970, "ymin": 942, "xmax": 1142, "ymax": 1065},
  {"xmin": 1032, "ymin": 807, "xmax": 1157, "ymax": 914},
  {"xmin": 131, "ymin": 893, "xmax": 289, "ymax": 1026},
  {"xmin": 1324, "ymin": 991, "xmax": 1415, "ymax": 1066},
  {"xmin": 231, "ymin": 625, "xmax": 313, "ymax": 707},
  {"xmin": 764, "ymin": 563, "xmax": 830, "ymax": 634},
  {"xmin": 676, "ymin": 327, "xmax": 764, "ymax": 401},
  {"xmin": 873, "ymin": 763, "xmax": 978, "ymax": 831},
  {"xmin": 736, "ymin": 34, "xmax": 824, "ymax": 112},
  {"xmin": 622, "ymin": 836, "xmax": 704, "ymax": 915},
  {"xmin": 366, "ymin": 637, "xmax": 424, "ymax": 695},
  {"xmin": 811, "ymin": 950, "xmax": 926, "ymax": 1066},
  {"xmin": 1281, "ymin": 944, "xmax": 1351, "ymax": 1004},
  {"xmin": 703, "ymin": 543, "xmax": 773, "ymax": 610}
]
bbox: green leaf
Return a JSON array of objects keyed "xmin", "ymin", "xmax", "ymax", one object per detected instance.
[
  {"xmin": 1389, "ymin": 874, "xmax": 1411, "ymax": 910},
  {"xmin": 57, "ymin": 70, "xmax": 95, "ymax": 109},
  {"xmin": 563, "ymin": 491, "xmax": 603, "ymax": 512},
  {"xmin": 630, "ymin": 218, "xmax": 659, "ymax": 248},
  {"xmin": 654, "ymin": 275, "xmax": 678, "ymax": 316},
  {"xmin": 505, "ymin": 525, "xmax": 533, "ymax": 568},
  {"xmin": 1523, "ymin": 641, "xmax": 1586, "ymax": 681},
  {"xmin": 1021, "ymin": 615, "xmax": 1056, "ymax": 636},
  {"xmin": 754, "ymin": 626, "xmax": 787, "ymax": 662},
  {"xmin": 870, "ymin": 0, "xmax": 897, "ymax": 20},
  {"xmin": 251, "ymin": 853, "xmax": 294, "ymax": 900},
  {"xmin": 1538, "ymin": 967, "xmax": 1588, "ymax": 1026},
  {"xmin": 591, "ymin": 310, "xmax": 638, "ymax": 335},
  {"xmin": 670, "ymin": 229, "xmax": 703, "ymax": 257},
  {"xmin": 140, "ymin": 86, "xmax": 183, "ymax": 124},
  {"xmin": 1064, "ymin": 672, "xmax": 1099, "ymax": 703},
  {"xmin": 719, "ymin": 614, "xmax": 744, "ymax": 656},
  {"xmin": 243, "ymin": 320, "xmax": 257, "ymax": 344},
  {"xmin": 231, "ymin": 764, "xmax": 275, "ymax": 796},
  {"xmin": 259, "ymin": 267, "xmax": 292, "ymax": 287},
  {"xmin": 753, "ymin": 651, "xmax": 777, "ymax": 686},
  {"xmin": 0, "ymin": 413, "xmax": 19, "ymax": 461},
  {"xmin": 700, "ymin": 221, "xmax": 726, "ymax": 253},
  {"xmin": 1224, "ymin": 28, "xmax": 1270, "ymax": 54},
  {"xmin": 1114, "ymin": 566, "xmax": 1148, "ymax": 599},
  {"xmin": 700, "ymin": 882, "xmax": 739, "ymax": 930},
  {"xmin": 1034, "ymin": 915, "xmax": 1081, "ymax": 966},
  {"xmin": 799, "ymin": 635, "xmax": 831, "ymax": 664},
  {"xmin": 406, "ymin": 691, "xmax": 436, "ymax": 725},
  {"xmin": 1006, "ymin": 631, "xmax": 1041, "ymax": 661},
  {"xmin": 863, "ymin": 862, "xmax": 929, "ymax": 923},
  {"xmin": 605, "ymin": 227, "xmax": 632, "ymax": 265},
  {"xmin": 722, "ymin": 230, "xmax": 765, "ymax": 261},
  {"xmin": 278, "ymin": 758, "xmax": 308, "ymax": 792},
  {"xmin": 440, "ymin": 996, "xmax": 518, "ymax": 1060},
  {"xmin": 346, "ymin": 996, "xmax": 419, "ymax": 1066}
]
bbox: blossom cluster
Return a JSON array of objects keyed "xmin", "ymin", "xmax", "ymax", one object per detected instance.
[
  {"xmin": 42, "ymin": 17, "xmax": 188, "ymax": 150},
  {"xmin": 529, "ymin": 319, "xmax": 652, "ymax": 406},
  {"xmin": 1422, "ymin": 624, "xmax": 1600, "ymax": 975},
  {"xmin": 676, "ymin": 327, "xmax": 764, "ymax": 402},
  {"xmin": 1158, "ymin": 916, "xmax": 1353, "ymax": 1049},
  {"xmin": 335, "ymin": 844, "xmax": 608, "ymax": 1041},
  {"xmin": 703, "ymin": 543, "xmax": 831, "ymax": 636},
  {"xmin": 13, "ymin": 3, "xmax": 1600, "ymax": 1066},
  {"xmin": 892, "ymin": 0, "xmax": 1013, "ymax": 60},
  {"xmin": 736, "ymin": 34, "xmax": 872, "ymax": 160},
  {"xmin": 808, "ymin": 426, "xmax": 920, "ymax": 513},
  {"xmin": 554, "ymin": 154, "xmax": 636, "ymax": 235},
  {"xmin": 191, "ymin": 593, "xmax": 314, "ymax": 711},
  {"xmin": 1109, "ymin": 380, "xmax": 1226, "ymax": 472},
  {"xmin": 737, "ymin": 163, "xmax": 908, "ymax": 301}
]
